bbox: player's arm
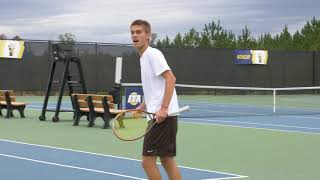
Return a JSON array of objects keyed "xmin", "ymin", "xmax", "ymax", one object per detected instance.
[{"xmin": 156, "ymin": 70, "xmax": 176, "ymax": 123}]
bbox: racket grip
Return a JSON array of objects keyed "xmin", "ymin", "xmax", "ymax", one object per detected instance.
[{"xmin": 168, "ymin": 105, "xmax": 190, "ymax": 116}]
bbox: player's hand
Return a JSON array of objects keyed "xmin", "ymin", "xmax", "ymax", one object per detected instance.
[{"xmin": 156, "ymin": 107, "xmax": 168, "ymax": 123}]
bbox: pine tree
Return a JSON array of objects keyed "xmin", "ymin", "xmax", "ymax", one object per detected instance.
[
  {"xmin": 182, "ymin": 28, "xmax": 200, "ymax": 48},
  {"xmin": 300, "ymin": 17, "xmax": 320, "ymax": 50},
  {"xmin": 173, "ymin": 33, "xmax": 183, "ymax": 48},
  {"xmin": 237, "ymin": 26, "xmax": 257, "ymax": 49}
]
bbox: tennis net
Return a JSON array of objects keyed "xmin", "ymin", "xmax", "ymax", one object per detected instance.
[{"xmin": 121, "ymin": 83, "xmax": 320, "ymax": 118}]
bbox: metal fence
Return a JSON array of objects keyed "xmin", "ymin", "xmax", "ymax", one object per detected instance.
[{"xmin": 0, "ymin": 40, "xmax": 319, "ymax": 92}]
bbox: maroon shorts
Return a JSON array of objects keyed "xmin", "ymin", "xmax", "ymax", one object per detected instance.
[{"xmin": 142, "ymin": 116, "xmax": 178, "ymax": 157}]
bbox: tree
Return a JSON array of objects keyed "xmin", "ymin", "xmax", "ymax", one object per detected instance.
[
  {"xmin": 182, "ymin": 28, "xmax": 200, "ymax": 48},
  {"xmin": 199, "ymin": 32, "xmax": 210, "ymax": 48},
  {"xmin": 300, "ymin": 17, "xmax": 320, "ymax": 51},
  {"xmin": 13, "ymin": 35, "xmax": 22, "ymax": 40},
  {"xmin": 237, "ymin": 25, "xmax": 257, "ymax": 49},
  {"xmin": 150, "ymin": 33, "xmax": 158, "ymax": 47},
  {"xmin": 201, "ymin": 20, "xmax": 236, "ymax": 48},
  {"xmin": 154, "ymin": 17, "xmax": 320, "ymax": 51},
  {"xmin": 215, "ymin": 31, "xmax": 236, "ymax": 48},
  {"xmin": 172, "ymin": 33, "xmax": 183, "ymax": 48},
  {"xmin": 273, "ymin": 25, "xmax": 293, "ymax": 50},
  {"xmin": 257, "ymin": 33, "xmax": 274, "ymax": 50},
  {"xmin": 0, "ymin": 33, "xmax": 7, "ymax": 39},
  {"xmin": 156, "ymin": 35, "xmax": 172, "ymax": 48},
  {"xmin": 292, "ymin": 31, "xmax": 303, "ymax": 50},
  {"xmin": 57, "ymin": 32, "xmax": 76, "ymax": 51},
  {"xmin": 58, "ymin": 32, "xmax": 76, "ymax": 44}
]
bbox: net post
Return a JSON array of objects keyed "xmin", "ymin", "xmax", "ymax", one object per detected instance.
[
  {"xmin": 112, "ymin": 57, "xmax": 123, "ymax": 109},
  {"xmin": 273, "ymin": 89, "xmax": 276, "ymax": 113},
  {"xmin": 115, "ymin": 57, "xmax": 123, "ymax": 84}
]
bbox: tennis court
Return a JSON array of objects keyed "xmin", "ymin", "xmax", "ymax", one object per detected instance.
[
  {"xmin": 1, "ymin": 6, "xmax": 320, "ymax": 180},
  {"xmin": 0, "ymin": 94, "xmax": 319, "ymax": 180}
]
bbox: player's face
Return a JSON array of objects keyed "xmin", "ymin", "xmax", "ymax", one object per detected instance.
[{"xmin": 130, "ymin": 25, "xmax": 150, "ymax": 49}]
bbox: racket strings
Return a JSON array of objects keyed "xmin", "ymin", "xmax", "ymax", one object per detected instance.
[
  {"xmin": 132, "ymin": 111, "xmax": 143, "ymax": 118},
  {"xmin": 115, "ymin": 111, "xmax": 149, "ymax": 129},
  {"xmin": 116, "ymin": 114, "xmax": 125, "ymax": 128}
]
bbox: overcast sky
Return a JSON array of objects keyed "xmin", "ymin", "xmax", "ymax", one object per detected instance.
[{"xmin": 0, "ymin": 0, "xmax": 319, "ymax": 43}]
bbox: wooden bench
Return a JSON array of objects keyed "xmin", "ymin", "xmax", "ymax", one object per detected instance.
[
  {"xmin": 72, "ymin": 94, "xmax": 125, "ymax": 129},
  {"xmin": 0, "ymin": 90, "xmax": 28, "ymax": 118}
]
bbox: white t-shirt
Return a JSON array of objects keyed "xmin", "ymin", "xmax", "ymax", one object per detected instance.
[{"xmin": 140, "ymin": 46, "xmax": 179, "ymax": 115}]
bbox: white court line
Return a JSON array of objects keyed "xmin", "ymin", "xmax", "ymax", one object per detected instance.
[
  {"xmin": 27, "ymin": 105, "xmax": 73, "ymax": 110},
  {"xmin": 192, "ymin": 109, "xmax": 320, "ymax": 120},
  {"xmin": 183, "ymin": 118, "xmax": 320, "ymax": 130},
  {"xmin": 179, "ymin": 103, "xmax": 320, "ymax": 120},
  {"xmin": 203, "ymin": 177, "xmax": 248, "ymax": 180},
  {"xmin": 0, "ymin": 153, "xmax": 146, "ymax": 180},
  {"xmin": 181, "ymin": 121, "xmax": 320, "ymax": 135},
  {"xmin": 180, "ymin": 100, "xmax": 320, "ymax": 113},
  {"xmin": 277, "ymin": 98, "xmax": 320, "ymax": 103},
  {"xmin": 274, "ymin": 114, "xmax": 320, "ymax": 120},
  {"xmin": 191, "ymin": 108, "xmax": 268, "ymax": 116},
  {"xmin": 180, "ymin": 101, "xmax": 274, "ymax": 109},
  {"xmin": 0, "ymin": 139, "xmax": 246, "ymax": 179},
  {"xmin": 27, "ymin": 105, "xmax": 74, "ymax": 113}
]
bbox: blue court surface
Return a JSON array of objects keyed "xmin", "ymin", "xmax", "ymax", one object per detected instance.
[{"xmin": 0, "ymin": 139, "xmax": 246, "ymax": 180}]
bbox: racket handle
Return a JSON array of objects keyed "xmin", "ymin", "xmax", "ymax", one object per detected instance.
[{"xmin": 168, "ymin": 105, "xmax": 190, "ymax": 116}]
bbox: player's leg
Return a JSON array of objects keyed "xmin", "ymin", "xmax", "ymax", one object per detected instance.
[
  {"xmin": 142, "ymin": 119, "xmax": 162, "ymax": 179},
  {"xmin": 159, "ymin": 116, "xmax": 180, "ymax": 179},
  {"xmin": 142, "ymin": 156, "xmax": 161, "ymax": 180},
  {"xmin": 141, "ymin": 116, "xmax": 179, "ymax": 179},
  {"xmin": 160, "ymin": 156, "xmax": 181, "ymax": 180}
]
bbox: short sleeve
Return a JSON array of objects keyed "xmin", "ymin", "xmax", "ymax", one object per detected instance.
[{"xmin": 149, "ymin": 49, "xmax": 170, "ymax": 76}]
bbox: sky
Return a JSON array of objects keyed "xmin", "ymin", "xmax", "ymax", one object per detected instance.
[{"xmin": 0, "ymin": 0, "xmax": 319, "ymax": 44}]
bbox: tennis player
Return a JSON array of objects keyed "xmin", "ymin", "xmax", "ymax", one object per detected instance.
[{"xmin": 130, "ymin": 19, "xmax": 181, "ymax": 180}]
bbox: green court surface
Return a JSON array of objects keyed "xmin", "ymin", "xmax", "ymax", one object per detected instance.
[{"xmin": 0, "ymin": 96, "xmax": 319, "ymax": 180}]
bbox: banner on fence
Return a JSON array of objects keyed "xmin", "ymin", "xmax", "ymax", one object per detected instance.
[
  {"xmin": 233, "ymin": 50, "xmax": 268, "ymax": 65},
  {"xmin": 0, "ymin": 40, "xmax": 25, "ymax": 59}
]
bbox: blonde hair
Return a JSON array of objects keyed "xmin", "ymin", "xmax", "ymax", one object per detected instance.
[{"xmin": 130, "ymin": 19, "xmax": 151, "ymax": 33}]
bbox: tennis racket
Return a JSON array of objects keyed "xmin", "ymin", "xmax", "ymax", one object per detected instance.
[{"xmin": 110, "ymin": 105, "xmax": 190, "ymax": 141}]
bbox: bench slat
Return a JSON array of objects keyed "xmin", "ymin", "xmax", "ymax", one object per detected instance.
[
  {"xmin": 78, "ymin": 101, "xmax": 88, "ymax": 108},
  {"xmin": 0, "ymin": 102, "xmax": 28, "ymax": 106},
  {"xmin": 92, "ymin": 101, "xmax": 114, "ymax": 109},
  {"xmin": 91, "ymin": 95, "xmax": 113, "ymax": 102},
  {"xmin": 0, "ymin": 96, "xmax": 16, "ymax": 102},
  {"xmin": 94, "ymin": 108, "xmax": 125, "ymax": 114},
  {"xmin": 73, "ymin": 94, "xmax": 88, "ymax": 100},
  {"xmin": 72, "ymin": 94, "xmax": 114, "ymax": 102},
  {"xmin": 0, "ymin": 90, "xmax": 14, "ymax": 96}
]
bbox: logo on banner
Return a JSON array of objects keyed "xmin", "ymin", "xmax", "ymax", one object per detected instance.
[{"xmin": 127, "ymin": 92, "xmax": 142, "ymax": 106}]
